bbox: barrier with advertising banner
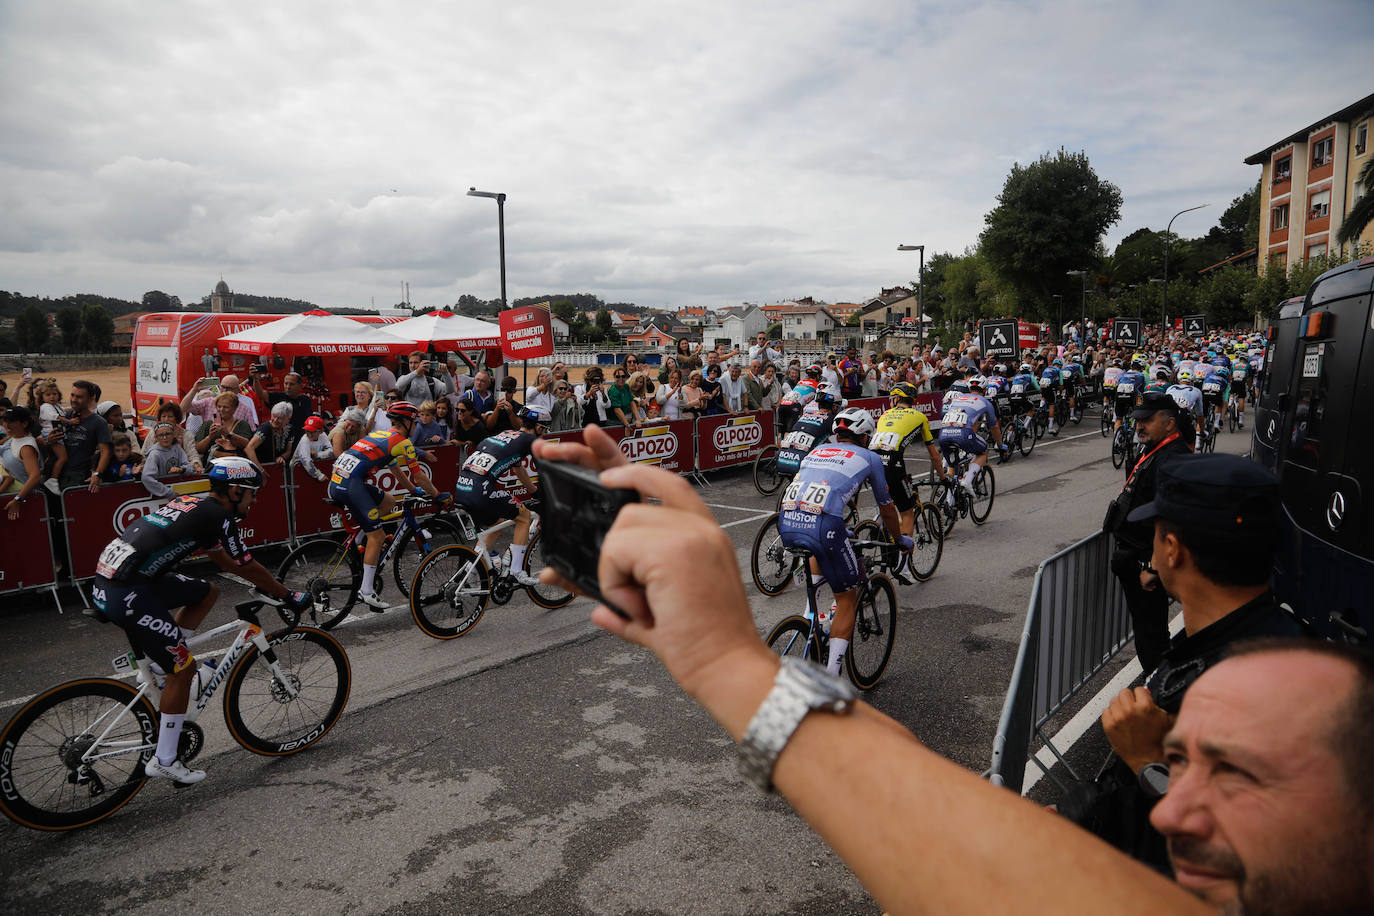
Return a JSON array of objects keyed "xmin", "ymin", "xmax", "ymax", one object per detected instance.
[
  {"xmin": 61, "ymin": 468, "xmax": 294, "ymax": 582},
  {"xmin": 695, "ymin": 410, "xmax": 776, "ymax": 472},
  {"xmin": 617, "ymin": 418, "xmax": 695, "ymax": 472},
  {"xmin": 0, "ymin": 494, "xmax": 59, "ymax": 595}
]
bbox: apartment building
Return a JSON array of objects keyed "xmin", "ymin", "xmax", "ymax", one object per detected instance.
[{"xmin": 1246, "ymin": 93, "xmax": 1374, "ymax": 272}]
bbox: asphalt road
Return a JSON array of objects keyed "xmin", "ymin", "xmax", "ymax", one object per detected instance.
[{"xmin": 0, "ymin": 412, "xmax": 1252, "ymax": 914}]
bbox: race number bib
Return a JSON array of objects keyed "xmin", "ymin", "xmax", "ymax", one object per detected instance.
[
  {"xmin": 1117, "ymin": 382, "xmax": 1134, "ymax": 395},
  {"xmin": 795, "ymin": 481, "xmax": 831, "ymax": 515},
  {"xmin": 783, "ymin": 431, "xmax": 815, "ymax": 451},
  {"xmin": 871, "ymin": 430, "xmax": 902, "ymax": 452},
  {"xmin": 1010, "ymin": 383, "xmax": 1027, "ymax": 395},
  {"xmin": 95, "ymin": 540, "xmax": 137, "ymax": 579},
  {"xmin": 464, "ymin": 451, "xmax": 498, "ymax": 475},
  {"xmin": 1203, "ymin": 382, "xmax": 1221, "ymax": 394},
  {"xmin": 942, "ymin": 408, "xmax": 969, "ymax": 428},
  {"xmin": 332, "ymin": 453, "xmax": 362, "ymax": 477}
]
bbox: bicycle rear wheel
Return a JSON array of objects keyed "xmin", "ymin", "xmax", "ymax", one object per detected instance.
[
  {"xmin": 410, "ymin": 544, "xmax": 492, "ymax": 639},
  {"xmin": 910, "ymin": 504, "xmax": 944, "ymax": 582},
  {"xmin": 524, "ymin": 531, "xmax": 575, "ymax": 609},
  {"xmin": 0, "ymin": 678, "xmax": 157, "ymax": 831},
  {"xmin": 1099, "ymin": 408, "xmax": 1111, "ymax": 438},
  {"xmin": 1227, "ymin": 404, "xmax": 1237, "ymax": 433},
  {"xmin": 392, "ymin": 516, "xmax": 466, "ymax": 599},
  {"xmin": 846, "ymin": 576, "xmax": 897, "ymax": 690},
  {"xmin": 751, "ymin": 513, "xmax": 799, "ymax": 597},
  {"xmin": 1018, "ymin": 419, "xmax": 1036, "ymax": 457},
  {"xmin": 223, "ymin": 627, "xmax": 351, "ymax": 756},
  {"xmin": 1111, "ymin": 430, "xmax": 1128, "ymax": 469},
  {"xmin": 970, "ymin": 466, "xmax": 996, "ymax": 525},
  {"xmin": 276, "ymin": 537, "xmax": 359, "ymax": 630},
  {"xmin": 765, "ymin": 616, "xmax": 821, "ymax": 664},
  {"xmin": 752, "ymin": 444, "xmax": 783, "ymax": 496}
]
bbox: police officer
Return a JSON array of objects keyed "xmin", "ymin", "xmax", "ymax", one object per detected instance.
[{"xmin": 1101, "ymin": 390, "xmax": 1191, "ymax": 673}]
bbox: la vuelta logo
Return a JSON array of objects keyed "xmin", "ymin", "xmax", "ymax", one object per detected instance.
[
  {"xmin": 620, "ymin": 425, "xmax": 679, "ymax": 464},
  {"xmin": 713, "ymin": 417, "xmax": 762, "ymax": 453}
]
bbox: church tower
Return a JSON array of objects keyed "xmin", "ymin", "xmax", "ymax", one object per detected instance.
[{"xmin": 210, "ymin": 277, "xmax": 233, "ymax": 313}]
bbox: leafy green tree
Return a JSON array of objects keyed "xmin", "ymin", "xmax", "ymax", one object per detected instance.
[
  {"xmin": 56, "ymin": 307, "xmax": 82, "ymax": 352},
  {"xmin": 979, "ymin": 148, "xmax": 1123, "ymax": 320},
  {"xmin": 1197, "ymin": 266, "xmax": 1257, "ymax": 328},
  {"xmin": 14, "ymin": 305, "xmax": 49, "ymax": 352},
  {"xmin": 142, "ymin": 290, "xmax": 178, "ymax": 311},
  {"xmin": 1336, "ymin": 158, "xmax": 1374, "ymax": 248},
  {"xmin": 595, "ymin": 309, "xmax": 614, "ymax": 337},
  {"xmin": 81, "ymin": 303, "xmax": 115, "ymax": 350}
]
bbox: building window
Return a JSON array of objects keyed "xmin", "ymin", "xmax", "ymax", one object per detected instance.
[
  {"xmin": 1269, "ymin": 251, "xmax": 1287, "ymax": 272},
  {"xmin": 1274, "ymin": 155, "xmax": 1292, "ymax": 182},
  {"xmin": 1309, "ymin": 189, "xmax": 1331, "ymax": 220},
  {"xmin": 1358, "ymin": 121, "xmax": 1369, "ymax": 156},
  {"xmin": 1307, "ymin": 242, "xmax": 1327, "ymax": 260},
  {"xmin": 1312, "ymin": 137, "xmax": 1334, "ymax": 167},
  {"xmin": 1272, "ymin": 203, "xmax": 1289, "ymax": 230}
]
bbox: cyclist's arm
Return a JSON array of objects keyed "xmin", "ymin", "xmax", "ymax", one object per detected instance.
[
  {"xmin": 514, "ymin": 464, "xmax": 536, "ymax": 495},
  {"xmin": 206, "ymin": 547, "xmax": 292, "ymax": 599}
]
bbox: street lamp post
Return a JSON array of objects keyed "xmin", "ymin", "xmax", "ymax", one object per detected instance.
[
  {"xmin": 898, "ymin": 244, "xmax": 924, "ymax": 351},
  {"xmin": 467, "ymin": 188, "xmax": 508, "ymax": 310},
  {"xmin": 1051, "ymin": 295, "xmax": 1063, "ymax": 343},
  {"xmin": 1066, "ymin": 270, "xmax": 1088, "ymax": 345},
  {"xmin": 1162, "ymin": 204, "xmax": 1207, "ymax": 334}
]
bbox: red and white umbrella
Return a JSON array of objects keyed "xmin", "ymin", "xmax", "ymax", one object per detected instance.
[
  {"xmin": 217, "ymin": 310, "xmax": 414, "ymax": 357},
  {"xmin": 385, "ymin": 310, "xmax": 503, "ymax": 350}
]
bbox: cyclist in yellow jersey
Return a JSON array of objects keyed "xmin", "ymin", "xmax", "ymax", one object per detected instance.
[{"xmin": 869, "ymin": 383, "xmax": 947, "ymax": 545}]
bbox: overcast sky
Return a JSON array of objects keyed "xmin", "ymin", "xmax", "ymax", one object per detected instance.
[{"xmin": 1, "ymin": 1, "xmax": 1370, "ymax": 311}]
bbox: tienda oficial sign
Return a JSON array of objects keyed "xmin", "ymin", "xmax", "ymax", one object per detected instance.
[{"xmin": 498, "ymin": 306, "xmax": 554, "ymax": 360}]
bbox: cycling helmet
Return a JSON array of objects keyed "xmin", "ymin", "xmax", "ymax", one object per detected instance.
[
  {"xmin": 805, "ymin": 363, "xmax": 824, "ymax": 378},
  {"xmin": 814, "ymin": 389, "xmax": 838, "ymax": 410},
  {"xmin": 833, "ymin": 407, "xmax": 875, "ymax": 440},
  {"xmin": 994, "ymin": 363, "xmax": 1008, "ymax": 376},
  {"xmin": 518, "ymin": 404, "xmax": 552, "ymax": 427},
  {"xmin": 1216, "ymin": 366, "xmax": 1231, "ymax": 378},
  {"xmin": 1152, "ymin": 365, "xmax": 1171, "ymax": 381},
  {"xmin": 1052, "ymin": 358, "xmax": 1063, "ymax": 368},
  {"xmin": 207, "ymin": 456, "xmax": 263, "ymax": 491},
  {"xmin": 386, "ymin": 401, "xmax": 420, "ymax": 424},
  {"xmin": 1131, "ymin": 357, "xmax": 1148, "ymax": 371},
  {"xmin": 968, "ymin": 375, "xmax": 987, "ymax": 391},
  {"xmin": 1110, "ymin": 358, "xmax": 1122, "ymax": 367},
  {"xmin": 889, "ymin": 381, "xmax": 921, "ymax": 402},
  {"xmin": 1019, "ymin": 362, "xmax": 1033, "ymax": 374},
  {"xmin": 1178, "ymin": 369, "xmax": 1193, "ymax": 383},
  {"xmin": 950, "ymin": 380, "xmax": 972, "ymax": 393}
]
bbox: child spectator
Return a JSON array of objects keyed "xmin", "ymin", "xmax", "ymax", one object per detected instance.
[
  {"xmin": 140, "ymin": 422, "xmax": 192, "ymax": 497},
  {"xmin": 412, "ymin": 400, "xmax": 449, "ymax": 448},
  {"xmin": 103, "ymin": 432, "xmax": 142, "ymax": 483},
  {"xmin": 292, "ymin": 415, "xmax": 335, "ymax": 483}
]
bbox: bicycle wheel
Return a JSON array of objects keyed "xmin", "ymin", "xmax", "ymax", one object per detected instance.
[
  {"xmin": 524, "ymin": 531, "xmax": 575, "ymax": 609},
  {"xmin": 1227, "ymin": 404, "xmax": 1237, "ymax": 433},
  {"xmin": 939, "ymin": 485, "xmax": 959, "ymax": 535},
  {"xmin": 752, "ymin": 444, "xmax": 784, "ymax": 496},
  {"xmin": 1099, "ymin": 408, "xmax": 1111, "ymax": 438},
  {"xmin": 766, "ymin": 616, "xmax": 821, "ymax": 664},
  {"xmin": 223, "ymin": 627, "xmax": 351, "ymax": 756},
  {"xmin": 970, "ymin": 465, "xmax": 996, "ymax": 525},
  {"xmin": 1033, "ymin": 409, "xmax": 1047, "ymax": 440},
  {"xmin": 410, "ymin": 544, "xmax": 492, "ymax": 639},
  {"xmin": 1018, "ymin": 419, "xmax": 1036, "ymax": 457},
  {"xmin": 852, "ymin": 520, "xmax": 899, "ymax": 574},
  {"xmin": 276, "ymin": 537, "xmax": 359, "ymax": 630},
  {"xmin": 846, "ymin": 576, "xmax": 897, "ymax": 690},
  {"xmin": 910, "ymin": 504, "xmax": 944, "ymax": 582},
  {"xmin": 0, "ymin": 678, "xmax": 157, "ymax": 831},
  {"xmin": 392, "ymin": 516, "xmax": 466, "ymax": 599},
  {"xmin": 751, "ymin": 513, "xmax": 799, "ymax": 596},
  {"xmin": 1111, "ymin": 430, "xmax": 1128, "ymax": 469}
]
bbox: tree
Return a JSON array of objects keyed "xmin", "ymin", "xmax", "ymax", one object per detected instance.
[
  {"xmin": 1197, "ymin": 266, "xmax": 1257, "ymax": 329},
  {"xmin": 56, "ymin": 307, "xmax": 82, "ymax": 352},
  {"xmin": 979, "ymin": 148, "xmax": 1123, "ymax": 320},
  {"xmin": 142, "ymin": 290, "xmax": 179, "ymax": 312},
  {"xmin": 14, "ymin": 305, "xmax": 49, "ymax": 352},
  {"xmin": 595, "ymin": 309, "xmax": 615, "ymax": 337},
  {"xmin": 1336, "ymin": 158, "xmax": 1374, "ymax": 249},
  {"xmin": 80, "ymin": 303, "xmax": 115, "ymax": 351}
]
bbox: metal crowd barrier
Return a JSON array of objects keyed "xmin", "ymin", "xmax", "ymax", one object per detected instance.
[{"xmin": 987, "ymin": 530, "xmax": 1134, "ymax": 794}]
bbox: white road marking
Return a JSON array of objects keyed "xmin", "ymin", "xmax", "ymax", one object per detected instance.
[
  {"xmin": 1019, "ymin": 611, "xmax": 1184, "ymax": 795},
  {"xmin": 720, "ymin": 511, "xmax": 777, "ymax": 529}
]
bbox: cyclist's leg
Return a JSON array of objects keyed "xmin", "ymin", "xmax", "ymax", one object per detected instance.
[
  {"xmin": 331, "ymin": 481, "xmax": 388, "ymax": 599},
  {"xmin": 508, "ymin": 501, "xmax": 535, "ymax": 578},
  {"xmin": 884, "ymin": 465, "xmax": 916, "ymax": 538},
  {"xmin": 808, "ymin": 515, "xmax": 862, "ymax": 675}
]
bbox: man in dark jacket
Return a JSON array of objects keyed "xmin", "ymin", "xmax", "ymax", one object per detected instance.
[{"xmin": 1102, "ymin": 390, "xmax": 1191, "ymax": 673}]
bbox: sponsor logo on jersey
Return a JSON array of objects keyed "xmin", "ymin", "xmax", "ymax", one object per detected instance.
[
  {"xmin": 712, "ymin": 416, "xmax": 763, "ymax": 452},
  {"xmin": 619, "ymin": 425, "xmax": 680, "ymax": 465},
  {"xmin": 114, "ymin": 479, "xmax": 212, "ymax": 535},
  {"xmin": 809, "ymin": 447, "xmax": 856, "ymax": 460}
]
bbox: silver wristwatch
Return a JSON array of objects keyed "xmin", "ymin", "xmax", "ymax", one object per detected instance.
[{"xmin": 738, "ymin": 657, "xmax": 857, "ymax": 792}]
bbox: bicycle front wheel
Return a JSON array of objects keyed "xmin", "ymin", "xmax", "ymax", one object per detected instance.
[
  {"xmin": 970, "ymin": 466, "xmax": 996, "ymax": 525},
  {"xmin": 751, "ymin": 513, "xmax": 799, "ymax": 596},
  {"xmin": 223, "ymin": 627, "xmax": 350, "ymax": 756},
  {"xmin": 1111, "ymin": 431, "xmax": 1128, "ymax": 469},
  {"xmin": 276, "ymin": 537, "xmax": 359, "ymax": 630},
  {"xmin": 846, "ymin": 575, "xmax": 897, "ymax": 690},
  {"xmin": 524, "ymin": 531, "xmax": 575, "ymax": 609},
  {"xmin": 752, "ymin": 444, "xmax": 783, "ymax": 496},
  {"xmin": 1099, "ymin": 408, "xmax": 1111, "ymax": 438},
  {"xmin": 0, "ymin": 678, "xmax": 157, "ymax": 831},
  {"xmin": 910, "ymin": 504, "xmax": 944, "ymax": 582},
  {"xmin": 851, "ymin": 520, "xmax": 899, "ymax": 575},
  {"xmin": 410, "ymin": 544, "xmax": 492, "ymax": 639},
  {"xmin": 766, "ymin": 615, "xmax": 821, "ymax": 664},
  {"xmin": 392, "ymin": 516, "xmax": 467, "ymax": 599},
  {"xmin": 1018, "ymin": 421, "xmax": 1036, "ymax": 457}
]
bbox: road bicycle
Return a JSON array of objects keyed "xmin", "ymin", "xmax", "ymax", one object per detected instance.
[
  {"xmin": 407, "ymin": 509, "xmax": 574, "ymax": 639},
  {"xmin": 925, "ymin": 452, "xmax": 995, "ymax": 534},
  {"xmin": 764, "ymin": 539, "xmax": 897, "ymax": 691},
  {"xmin": 1032, "ymin": 399, "xmax": 1050, "ymax": 440},
  {"xmin": 1100, "ymin": 397, "xmax": 1114, "ymax": 437},
  {"xmin": 751, "ymin": 443, "xmax": 785, "ymax": 496},
  {"xmin": 750, "ymin": 487, "xmax": 866, "ymax": 597},
  {"xmin": 0, "ymin": 593, "xmax": 350, "ymax": 832},
  {"xmin": 1005, "ymin": 411, "xmax": 1037, "ymax": 457},
  {"xmin": 1110, "ymin": 416, "xmax": 1139, "ymax": 470},
  {"xmin": 276, "ymin": 494, "xmax": 466, "ymax": 628},
  {"xmin": 854, "ymin": 489, "xmax": 943, "ymax": 583},
  {"xmin": 1226, "ymin": 395, "xmax": 1239, "ymax": 433}
]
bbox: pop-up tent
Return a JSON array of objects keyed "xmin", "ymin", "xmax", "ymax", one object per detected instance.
[
  {"xmin": 217, "ymin": 310, "xmax": 415, "ymax": 357},
  {"xmin": 384, "ymin": 310, "xmax": 505, "ymax": 366}
]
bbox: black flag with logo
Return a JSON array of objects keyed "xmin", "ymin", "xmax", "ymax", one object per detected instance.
[
  {"xmin": 979, "ymin": 318, "xmax": 1019, "ymax": 360},
  {"xmin": 1183, "ymin": 315, "xmax": 1207, "ymax": 338},
  {"xmin": 1111, "ymin": 318, "xmax": 1141, "ymax": 347}
]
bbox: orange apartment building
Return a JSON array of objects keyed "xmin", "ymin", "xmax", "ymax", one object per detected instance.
[{"xmin": 1246, "ymin": 93, "xmax": 1374, "ymax": 273}]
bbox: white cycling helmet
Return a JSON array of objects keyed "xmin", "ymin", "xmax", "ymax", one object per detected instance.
[
  {"xmin": 968, "ymin": 375, "xmax": 987, "ymax": 391},
  {"xmin": 833, "ymin": 407, "xmax": 875, "ymax": 440},
  {"xmin": 949, "ymin": 380, "xmax": 972, "ymax": 393}
]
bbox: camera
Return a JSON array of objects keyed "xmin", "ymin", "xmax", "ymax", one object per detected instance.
[{"xmin": 536, "ymin": 460, "xmax": 640, "ymax": 618}]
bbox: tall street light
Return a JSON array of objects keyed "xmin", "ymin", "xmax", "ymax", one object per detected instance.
[
  {"xmin": 898, "ymin": 244, "xmax": 924, "ymax": 351},
  {"xmin": 467, "ymin": 188, "xmax": 508, "ymax": 311},
  {"xmin": 1148, "ymin": 278, "xmax": 1164, "ymax": 325},
  {"xmin": 1052, "ymin": 294, "xmax": 1063, "ymax": 343},
  {"xmin": 1162, "ymin": 204, "xmax": 1207, "ymax": 333},
  {"xmin": 1066, "ymin": 270, "xmax": 1089, "ymax": 344}
]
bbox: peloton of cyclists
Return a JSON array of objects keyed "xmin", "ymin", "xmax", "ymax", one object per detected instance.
[
  {"xmin": 775, "ymin": 389, "xmax": 842, "ymax": 479},
  {"xmin": 938, "ymin": 377, "xmax": 1006, "ymax": 499}
]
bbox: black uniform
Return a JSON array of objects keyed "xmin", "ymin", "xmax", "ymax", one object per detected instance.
[{"xmin": 453, "ymin": 429, "xmax": 536, "ymax": 528}]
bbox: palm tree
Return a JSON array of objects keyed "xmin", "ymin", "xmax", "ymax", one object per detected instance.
[{"xmin": 1336, "ymin": 157, "xmax": 1374, "ymax": 248}]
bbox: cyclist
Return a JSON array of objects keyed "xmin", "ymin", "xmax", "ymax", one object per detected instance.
[
  {"xmin": 1101, "ymin": 357, "xmax": 1124, "ymax": 407},
  {"xmin": 870, "ymin": 381, "xmax": 946, "ymax": 551},
  {"xmin": 1038, "ymin": 360, "xmax": 1063, "ymax": 436},
  {"xmin": 1009, "ymin": 362, "xmax": 1040, "ymax": 432},
  {"xmin": 452, "ymin": 404, "xmax": 550, "ymax": 586},
  {"xmin": 327, "ymin": 400, "xmax": 445, "ymax": 609},
  {"xmin": 1169, "ymin": 369, "xmax": 1206, "ymax": 451},
  {"xmin": 939, "ymin": 378, "xmax": 1005, "ymax": 497},
  {"xmin": 91, "ymin": 457, "xmax": 312, "ymax": 786},
  {"xmin": 1061, "ymin": 356, "xmax": 1084, "ymax": 421},
  {"xmin": 777, "ymin": 407, "xmax": 910, "ymax": 676},
  {"xmin": 985, "ymin": 365, "xmax": 1011, "ymax": 425},
  {"xmin": 776, "ymin": 364, "xmax": 824, "ymax": 439},
  {"xmin": 775, "ymin": 389, "xmax": 841, "ymax": 478},
  {"xmin": 1199, "ymin": 362, "xmax": 1230, "ymax": 436},
  {"xmin": 1230, "ymin": 347, "xmax": 1251, "ymax": 429},
  {"xmin": 1113, "ymin": 358, "xmax": 1146, "ymax": 434}
]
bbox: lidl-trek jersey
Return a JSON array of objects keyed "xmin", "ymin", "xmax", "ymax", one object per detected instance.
[{"xmin": 331, "ymin": 429, "xmax": 421, "ymax": 486}]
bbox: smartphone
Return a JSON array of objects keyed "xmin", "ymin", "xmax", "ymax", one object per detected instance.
[
  {"xmin": 536, "ymin": 459, "xmax": 641, "ymax": 619},
  {"xmin": 22, "ymin": 368, "xmax": 32, "ymax": 382}
]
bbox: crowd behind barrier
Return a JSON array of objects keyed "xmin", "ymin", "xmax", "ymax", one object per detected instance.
[{"xmin": 986, "ymin": 531, "xmax": 1133, "ymax": 795}]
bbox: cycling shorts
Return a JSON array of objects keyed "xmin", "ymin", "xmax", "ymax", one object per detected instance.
[
  {"xmin": 777, "ymin": 510, "xmax": 862, "ymax": 594},
  {"xmin": 92, "ymin": 573, "xmax": 211, "ymax": 675},
  {"xmin": 1113, "ymin": 396, "xmax": 1136, "ymax": 421},
  {"xmin": 454, "ymin": 479, "xmax": 522, "ymax": 529},
  {"xmin": 1010, "ymin": 395, "xmax": 1035, "ymax": 413},
  {"xmin": 1202, "ymin": 392, "xmax": 1224, "ymax": 412},
  {"xmin": 776, "ymin": 447, "xmax": 805, "ymax": 477},
  {"xmin": 1231, "ymin": 378, "xmax": 1248, "ymax": 399},
  {"xmin": 327, "ymin": 480, "xmax": 387, "ymax": 533},
  {"xmin": 938, "ymin": 427, "xmax": 986, "ymax": 459},
  {"xmin": 883, "ymin": 464, "xmax": 917, "ymax": 513}
]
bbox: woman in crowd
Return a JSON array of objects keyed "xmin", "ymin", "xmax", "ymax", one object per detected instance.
[
  {"xmin": 140, "ymin": 402, "xmax": 203, "ymax": 472},
  {"xmin": 550, "ymin": 378, "xmax": 582, "ymax": 431},
  {"xmin": 680, "ymin": 370, "xmax": 706, "ymax": 417},
  {"xmin": 784, "ymin": 364, "xmax": 802, "ymax": 390},
  {"xmin": 657, "ymin": 356, "xmax": 679, "ymax": 386},
  {"xmin": 675, "ymin": 339, "xmax": 703, "ymax": 373},
  {"xmin": 0, "ymin": 406, "xmax": 43, "ymax": 519},
  {"xmin": 195, "ymin": 391, "xmax": 253, "ymax": 462},
  {"xmin": 655, "ymin": 368, "xmax": 686, "ymax": 420},
  {"xmin": 330, "ymin": 407, "xmax": 367, "ymax": 457},
  {"xmin": 525, "ymin": 368, "xmax": 557, "ymax": 411},
  {"xmin": 577, "ymin": 366, "xmax": 611, "ymax": 427},
  {"xmin": 759, "ymin": 364, "xmax": 783, "ymax": 411},
  {"xmin": 450, "ymin": 398, "xmax": 488, "ymax": 446},
  {"xmin": 627, "ymin": 371, "xmax": 655, "ymax": 420},
  {"xmin": 351, "ymin": 380, "xmax": 385, "ymax": 433},
  {"xmin": 701, "ymin": 364, "xmax": 726, "ymax": 415}
]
